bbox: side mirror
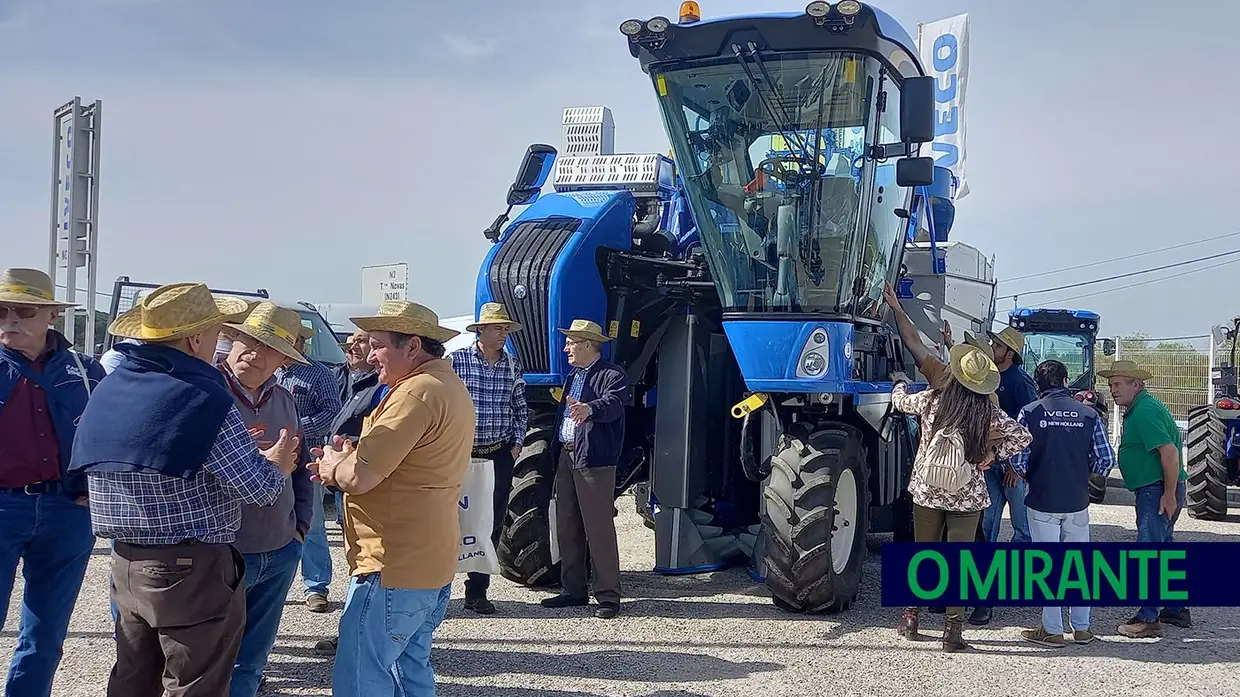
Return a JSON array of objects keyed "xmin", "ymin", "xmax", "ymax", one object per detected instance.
[
  {"xmin": 896, "ymin": 157, "xmax": 935, "ymax": 187},
  {"xmin": 900, "ymin": 76, "xmax": 936, "ymax": 144},
  {"xmin": 507, "ymin": 144, "xmax": 558, "ymax": 206},
  {"xmin": 1102, "ymin": 338, "xmax": 1116, "ymax": 356},
  {"xmin": 1211, "ymin": 325, "xmax": 1229, "ymax": 348}
]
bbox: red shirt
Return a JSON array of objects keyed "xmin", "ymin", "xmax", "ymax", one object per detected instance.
[{"xmin": 0, "ymin": 353, "xmax": 62, "ymax": 487}]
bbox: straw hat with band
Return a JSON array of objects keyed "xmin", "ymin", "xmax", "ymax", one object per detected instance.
[
  {"xmin": 110, "ymin": 283, "xmax": 250, "ymax": 342},
  {"xmin": 948, "ymin": 343, "xmax": 1001, "ymax": 395},
  {"xmin": 349, "ymin": 301, "xmax": 459, "ymax": 344},
  {"xmin": 1098, "ymin": 360, "xmax": 1152, "ymax": 381},
  {"xmin": 466, "ymin": 303, "xmax": 523, "ymax": 333},
  {"xmin": 224, "ymin": 302, "xmax": 309, "ymax": 365},
  {"xmin": 962, "ymin": 330, "xmax": 992, "ymax": 359},
  {"xmin": 987, "ymin": 326, "xmax": 1026, "ymax": 363},
  {"xmin": 0, "ymin": 268, "xmax": 75, "ymax": 307},
  {"xmin": 558, "ymin": 319, "xmax": 612, "ymax": 343}
]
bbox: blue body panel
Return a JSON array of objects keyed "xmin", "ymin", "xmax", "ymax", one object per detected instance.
[
  {"xmin": 722, "ymin": 319, "xmax": 890, "ymax": 394},
  {"xmin": 475, "ymin": 190, "xmax": 635, "ymax": 385},
  {"xmin": 1010, "ymin": 307, "xmax": 1100, "ymax": 323}
]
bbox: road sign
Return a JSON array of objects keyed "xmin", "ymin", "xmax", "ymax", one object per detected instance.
[{"xmin": 361, "ymin": 263, "xmax": 408, "ymax": 305}]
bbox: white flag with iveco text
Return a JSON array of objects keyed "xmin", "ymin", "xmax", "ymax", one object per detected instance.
[{"xmin": 917, "ymin": 14, "xmax": 970, "ymax": 200}]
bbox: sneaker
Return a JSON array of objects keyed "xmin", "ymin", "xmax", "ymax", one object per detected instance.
[
  {"xmin": 1072, "ymin": 629, "xmax": 1097, "ymax": 645},
  {"xmin": 464, "ymin": 597, "xmax": 496, "ymax": 615},
  {"xmin": 540, "ymin": 593, "xmax": 589, "ymax": 609},
  {"xmin": 313, "ymin": 637, "xmax": 338, "ymax": 656},
  {"xmin": 1159, "ymin": 609, "xmax": 1192, "ymax": 628},
  {"xmin": 1117, "ymin": 619, "xmax": 1163, "ymax": 639},
  {"xmin": 1020, "ymin": 627, "xmax": 1067, "ymax": 648},
  {"xmin": 305, "ymin": 593, "xmax": 328, "ymax": 613}
]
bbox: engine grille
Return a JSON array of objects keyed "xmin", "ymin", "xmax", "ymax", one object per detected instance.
[{"xmin": 487, "ymin": 219, "xmax": 580, "ymax": 374}]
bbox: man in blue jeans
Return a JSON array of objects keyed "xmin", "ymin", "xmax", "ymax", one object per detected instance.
[
  {"xmin": 0, "ymin": 268, "xmax": 103, "ymax": 697},
  {"xmin": 969, "ymin": 326, "xmax": 1038, "ymax": 625},
  {"xmin": 219, "ymin": 303, "xmax": 316, "ymax": 696},
  {"xmin": 1103, "ymin": 360, "xmax": 1192, "ymax": 638}
]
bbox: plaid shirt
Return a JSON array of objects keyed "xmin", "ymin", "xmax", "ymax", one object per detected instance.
[
  {"xmin": 558, "ymin": 361, "xmax": 596, "ymax": 444},
  {"xmin": 86, "ymin": 406, "xmax": 287, "ymax": 545},
  {"xmin": 276, "ymin": 360, "xmax": 343, "ymax": 448},
  {"xmin": 450, "ymin": 345, "xmax": 528, "ymax": 448}
]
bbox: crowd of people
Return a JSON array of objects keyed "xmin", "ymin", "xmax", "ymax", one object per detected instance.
[
  {"xmin": 0, "ymin": 267, "xmax": 629, "ymax": 697},
  {"xmin": 0, "ymin": 264, "xmax": 1197, "ymax": 694},
  {"xmin": 884, "ymin": 282, "xmax": 1193, "ymax": 652}
]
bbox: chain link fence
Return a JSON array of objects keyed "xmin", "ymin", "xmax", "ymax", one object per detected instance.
[{"xmin": 1098, "ymin": 336, "xmax": 1211, "ymax": 443}]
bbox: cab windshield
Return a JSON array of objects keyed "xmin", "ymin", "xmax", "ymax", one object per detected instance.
[
  {"xmin": 655, "ymin": 52, "xmax": 907, "ymax": 315},
  {"xmin": 1022, "ymin": 332, "xmax": 1094, "ymax": 388}
]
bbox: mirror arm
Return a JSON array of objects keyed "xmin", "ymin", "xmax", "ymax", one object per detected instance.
[
  {"xmin": 868, "ymin": 142, "xmax": 915, "ymax": 160},
  {"xmin": 483, "ymin": 205, "xmax": 514, "ymax": 244}
]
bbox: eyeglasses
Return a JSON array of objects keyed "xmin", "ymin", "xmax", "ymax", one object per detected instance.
[{"xmin": 0, "ymin": 306, "xmax": 39, "ymax": 320}]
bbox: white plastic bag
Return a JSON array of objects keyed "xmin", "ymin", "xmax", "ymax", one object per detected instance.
[{"xmin": 457, "ymin": 457, "xmax": 501, "ymax": 575}]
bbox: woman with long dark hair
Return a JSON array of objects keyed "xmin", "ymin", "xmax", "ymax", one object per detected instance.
[{"xmin": 890, "ymin": 344, "xmax": 1032, "ymax": 652}]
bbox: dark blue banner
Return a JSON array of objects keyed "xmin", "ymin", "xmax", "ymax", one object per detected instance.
[{"xmin": 880, "ymin": 543, "xmax": 1240, "ymax": 607}]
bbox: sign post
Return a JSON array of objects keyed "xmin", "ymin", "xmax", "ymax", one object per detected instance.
[{"xmin": 361, "ymin": 263, "xmax": 409, "ymax": 306}]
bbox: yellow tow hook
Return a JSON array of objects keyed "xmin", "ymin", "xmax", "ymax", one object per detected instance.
[{"xmin": 731, "ymin": 392, "xmax": 769, "ymax": 419}]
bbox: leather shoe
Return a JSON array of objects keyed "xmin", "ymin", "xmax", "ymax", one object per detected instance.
[
  {"xmin": 540, "ymin": 594, "xmax": 589, "ymax": 609},
  {"xmin": 968, "ymin": 606, "xmax": 993, "ymax": 626},
  {"xmin": 595, "ymin": 602, "xmax": 620, "ymax": 619}
]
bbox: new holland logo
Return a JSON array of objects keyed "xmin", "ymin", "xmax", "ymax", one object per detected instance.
[{"xmin": 513, "ymin": 284, "xmax": 528, "ymax": 299}]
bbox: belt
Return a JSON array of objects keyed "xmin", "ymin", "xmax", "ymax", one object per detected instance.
[
  {"xmin": 473, "ymin": 441, "xmax": 507, "ymax": 456},
  {"xmin": 562, "ymin": 443, "xmax": 575, "ymax": 453},
  {"xmin": 0, "ymin": 481, "xmax": 64, "ymax": 496}
]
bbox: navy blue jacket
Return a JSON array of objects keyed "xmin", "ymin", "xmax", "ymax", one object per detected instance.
[
  {"xmin": 997, "ymin": 364, "xmax": 1038, "ymax": 420},
  {"xmin": 0, "ymin": 331, "xmax": 105, "ymax": 499},
  {"xmin": 1019, "ymin": 389, "xmax": 1100, "ymax": 514},
  {"xmin": 552, "ymin": 359, "xmax": 629, "ymax": 469}
]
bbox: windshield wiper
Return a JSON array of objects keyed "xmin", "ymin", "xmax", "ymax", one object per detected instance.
[{"xmin": 730, "ymin": 42, "xmax": 812, "ymax": 166}]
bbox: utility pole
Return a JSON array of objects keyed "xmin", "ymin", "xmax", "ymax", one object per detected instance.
[{"xmin": 48, "ymin": 98, "xmax": 103, "ymax": 352}]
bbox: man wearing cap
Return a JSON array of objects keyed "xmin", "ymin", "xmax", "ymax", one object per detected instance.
[
  {"xmin": 540, "ymin": 319, "xmax": 629, "ymax": 620},
  {"xmin": 450, "ymin": 302, "xmax": 529, "ymax": 615},
  {"xmin": 1101, "ymin": 359, "xmax": 1191, "ymax": 638},
  {"xmin": 309, "ymin": 300, "xmax": 474, "ymax": 697},
  {"xmin": 68, "ymin": 282, "xmax": 301, "ymax": 697},
  {"xmin": 279, "ymin": 325, "xmax": 345, "ymax": 613},
  {"xmin": 0, "ymin": 268, "xmax": 104, "ymax": 696},
  {"xmin": 217, "ymin": 302, "xmax": 316, "ymax": 697}
]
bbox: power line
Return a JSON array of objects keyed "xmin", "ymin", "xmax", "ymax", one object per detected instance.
[
  {"xmin": 1036, "ymin": 256, "xmax": 1240, "ymax": 306},
  {"xmin": 998, "ymin": 249, "xmax": 1240, "ymax": 300},
  {"xmin": 1001, "ymin": 230, "xmax": 1240, "ymax": 283},
  {"xmin": 54, "ymin": 283, "xmax": 113, "ymax": 299}
]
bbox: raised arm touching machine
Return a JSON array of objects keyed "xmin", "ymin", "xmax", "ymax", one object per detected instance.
[{"xmin": 474, "ymin": 1, "xmax": 999, "ymax": 613}]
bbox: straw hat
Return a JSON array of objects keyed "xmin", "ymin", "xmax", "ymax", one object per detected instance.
[
  {"xmin": 962, "ymin": 330, "xmax": 992, "ymax": 359},
  {"xmin": 948, "ymin": 343, "xmax": 1001, "ymax": 395},
  {"xmin": 987, "ymin": 326, "xmax": 1026, "ymax": 361},
  {"xmin": 1098, "ymin": 360, "xmax": 1152, "ymax": 381},
  {"xmin": 559, "ymin": 319, "xmax": 612, "ymax": 343},
  {"xmin": 349, "ymin": 301, "xmax": 459, "ymax": 343},
  {"xmin": 466, "ymin": 302, "xmax": 523, "ymax": 333},
  {"xmin": 0, "ymin": 268, "xmax": 75, "ymax": 307},
  {"xmin": 109, "ymin": 283, "xmax": 250, "ymax": 341},
  {"xmin": 224, "ymin": 302, "xmax": 309, "ymax": 365}
]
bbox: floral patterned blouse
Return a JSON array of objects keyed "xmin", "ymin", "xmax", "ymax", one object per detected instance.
[{"xmin": 891, "ymin": 382, "xmax": 1033, "ymax": 512}]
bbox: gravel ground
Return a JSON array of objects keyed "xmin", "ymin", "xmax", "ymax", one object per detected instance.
[{"xmin": 5, "ymin": 473, "xmax": 1239, "ymax": 697}]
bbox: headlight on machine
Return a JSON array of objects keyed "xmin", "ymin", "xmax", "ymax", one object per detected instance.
[
  {"xmin": 801, "ymin": 352, "xmax": 827, "ymax": 376},
  {"xmin": 796, "ymin": 327, "xmax": 830, "ymax": 378}
]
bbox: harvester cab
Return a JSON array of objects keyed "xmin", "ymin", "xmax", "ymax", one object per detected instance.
[
  {"xmin": 1007, "ymin": 307, "xmax": 1114, "ymax": 502},
  {"xmin": 475, "ymin": 1, "xmax": 999, "ymax": 613},
  {"xmin": 1185, "ymin": 318, "xmax": 1240, "ymax": 520}
]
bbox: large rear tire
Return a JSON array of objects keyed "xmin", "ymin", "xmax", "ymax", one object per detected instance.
[
  {"xmin": 1088, "ymin": 473, "xmax": 1107, "ymax": 504},
  {"xmin": 762, "ymin": 424, "xmax": 868, "ymax": 614},
  {"xmin": 1186, "ymin": 405, "xmax": 1232, "ymax": 521},
  {"xmin": 497, "ymin": 428, "xmax": 561, "ymax": 587}
]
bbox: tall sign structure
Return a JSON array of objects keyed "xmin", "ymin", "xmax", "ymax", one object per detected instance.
[
  {"xmin": 47, "ymin": 98, "xmax": 103, "ymax": 352},
  {"xmin": 917, "ymin": 15, "xmax": 970, "ymax": 200}
]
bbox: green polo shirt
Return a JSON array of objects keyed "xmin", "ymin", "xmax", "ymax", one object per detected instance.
[{"xmin": 1117, "ymin": 390, "xmax": 1186, "ymax": 490}]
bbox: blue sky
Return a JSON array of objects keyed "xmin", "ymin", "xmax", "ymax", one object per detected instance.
[{"xmin": 1, "ymin": 0, "xmax": 1236, "ymax": 338}]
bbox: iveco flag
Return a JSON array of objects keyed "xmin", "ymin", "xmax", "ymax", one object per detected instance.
[{"xmin": 916, "ymin": 14, "xmax": 970, "ymax": 200}]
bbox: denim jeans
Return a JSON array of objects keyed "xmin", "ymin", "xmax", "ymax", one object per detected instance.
[
  {"xmin": 1027, "ymin": 506, "xmax": 1091, "ymax": 633},
  {"xmin": 982, "ymin": 466, "xmax": 1031, "ymax": 543},
  {"xmin": 334, "ymin": 574, "xmax": 451, "ymax": 697},
  {"xmin": 1134, "ymin": 480, "xmax": 1188, "ymax": 623},
  {"xmin": 0, "ymin": 492, "xmax": 95, "ymax": 697},
  {"xmin": 300, "ymin": 481, "xmax": 333, "ymax": 597},
  {"xmin": 231, "ymin": 538, "xmax": 304, "ymax": 697}
]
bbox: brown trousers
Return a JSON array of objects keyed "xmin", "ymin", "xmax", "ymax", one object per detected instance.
[
  {"xmin": 109, "ymin": 540, "xmax": 247, "ymax": 697},
  {"xmin": 554, "ymin": 449, "xmax": 621, "ymax": 605},
  {"xmin": 911, "ymin": 504, "xmax": 982, "ymax": 624}
]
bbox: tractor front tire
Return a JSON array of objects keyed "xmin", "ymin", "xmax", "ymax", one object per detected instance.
[
  {"xmin": 497, "ymin": 429, "xmax": 561, "ymax": 587},
  {"xmin": 1088, "ymin": 473, "xmax": 1107, "ymax": 504},
  {"xmin": 762, "ymin": 424, "xmax": 868, "ymax": 614},
  {"xmin": 1186, "ymin": 405, "xmax": 1233, "ymax": 521}
]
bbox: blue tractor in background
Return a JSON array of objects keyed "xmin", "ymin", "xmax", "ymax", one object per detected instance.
[
  {"xmin": 1186, "ymin": 318, "xmax": 1240, "ymax": 520},
  {"xmin": 474, "ymin": 2, "xmax": 983, "ymax": 613}
]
